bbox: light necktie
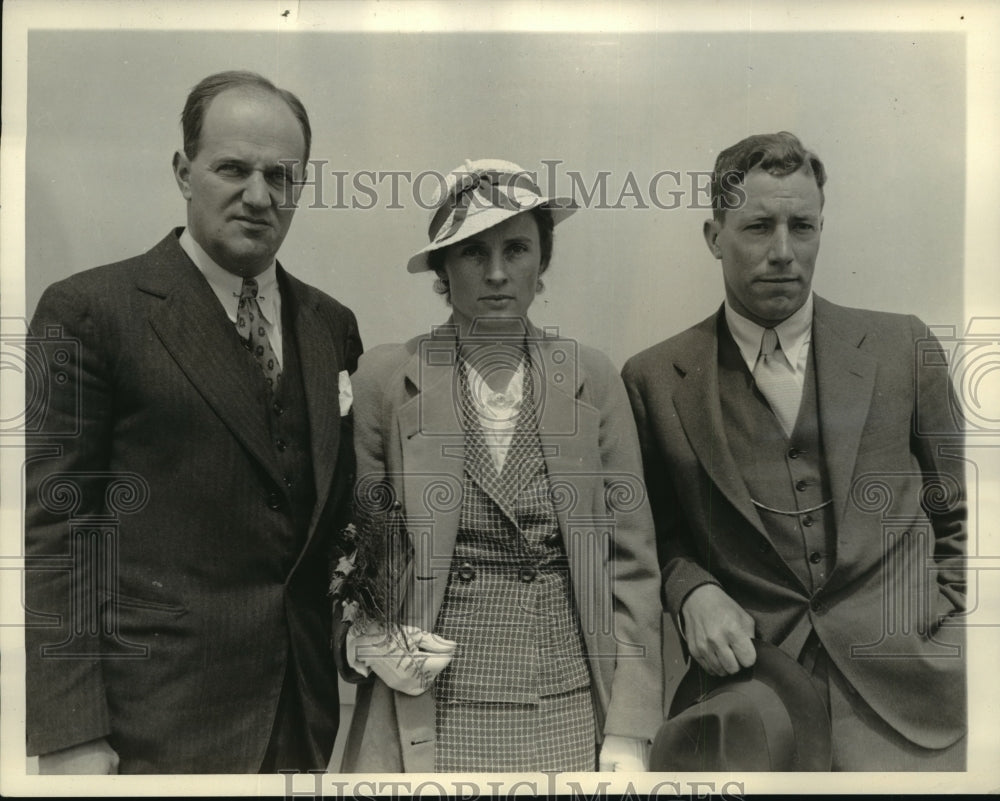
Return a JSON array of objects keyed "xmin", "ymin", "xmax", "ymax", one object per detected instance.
[
  {"xmin": 753, "ymin": 328, "xmax": 800, "ymax": 437},
  {"xmin": 236, "ymin": 277, "xmax": 281, "ymax": 391}
]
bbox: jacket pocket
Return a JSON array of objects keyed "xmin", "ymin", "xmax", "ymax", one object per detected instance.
[{"xmin": 107, "ymin": 591, "xmax": 188, "ymax": 616}]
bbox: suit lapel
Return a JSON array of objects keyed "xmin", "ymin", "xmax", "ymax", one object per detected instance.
[
  {"xmin": 283, "ymin": 273, "xmax": 343, "ymax": 529},
  {"xmin": 812, "ymin": 298, "xmax": 878, "ymax": 531},
  {"xmin": 141, "ymin": 235, "xmax": 285, "ymax": 491},
  {"xmin": 671, "ymin": 313, "xmax": 768, "ymax": 537}
]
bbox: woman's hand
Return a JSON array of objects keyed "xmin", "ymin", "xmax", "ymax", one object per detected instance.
[
  {"xmin": 347, "ymin": 622, "xmax": 456, "ymax": 696},
  {"xmin": 598, "ymin": 735, "xmax": 650, "ymax": 771}
]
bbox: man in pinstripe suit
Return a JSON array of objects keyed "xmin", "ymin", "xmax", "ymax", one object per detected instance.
[{"xmin": 25, "ymin": 71, "xmax": 361, "ymax": 773}]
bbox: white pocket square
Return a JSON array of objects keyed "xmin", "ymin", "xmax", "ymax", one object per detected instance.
[{"xmin": 338, "ymin": 370, "xmax": 353, "ymax": 416}]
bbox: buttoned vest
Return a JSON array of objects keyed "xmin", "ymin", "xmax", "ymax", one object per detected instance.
[
  {"xmin": 433, "ymin": 361, "xmax": 591, "ymax": 704},
  {"xmin": 246, "ymin": 305, "xmax": 316, "ymax": 560},
  {"xmin": 717, "ymin": 324, "xmax": 836, "ymax": 594}
]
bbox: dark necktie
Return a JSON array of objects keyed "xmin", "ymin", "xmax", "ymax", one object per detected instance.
[
  {"xmin": 752, "ymin": 328, "xmax": 800, "ymax": 436},
  {"xmin": 236, "ymin": 277, "xmax": 281, "ymax": 391}
]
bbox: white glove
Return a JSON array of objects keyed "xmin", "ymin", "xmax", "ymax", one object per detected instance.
[
  {"xmin": 347, "ymin": 622, "xmax": 456, "ymax": 696},
  {"xmin": 598, "ymin": 734, "xmax": 650, "ymax": 772}
]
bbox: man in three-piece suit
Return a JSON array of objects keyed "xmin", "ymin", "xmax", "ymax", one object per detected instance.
[
  {"xmin": 622, "ymin": 132, "xmax": 966, "ymax": 770},
  {"xmin": 25, "ymin": 71, "xmax": 362, "ymax": 773}
]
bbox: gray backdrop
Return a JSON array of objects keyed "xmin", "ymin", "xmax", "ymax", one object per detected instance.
[{"xmin": 25, "ymin": 30, "xmax": 965, "ymax": 363}]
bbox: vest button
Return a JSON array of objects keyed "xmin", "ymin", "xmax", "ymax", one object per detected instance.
[
  {"xmin": 266, "ymin": 492, "xmax": 282, "ymax": 510},
  {"xmin": 802, "ymin": 514, "xmax": 814, "ymax": 527},
  {"xmin": 457, "ymin": 562, "xmax": 475, "ymax": 582},
  {"xmin": 788, "ymin": 448, "xmax": 801, "ymax": 459},
  {"xmin": 810, "ymin": 595, "xmax": 825, "ymax": 613},
  {"xmin": 272, "ymin": 402, "xmax": 284, "ymax": 416},
  {"xmin": 519, "ymin": 566, "xmax": 537, "ymax": 583},
  {"xmin": 795, "ymin": 480, "xmax": 809, "ymax": 492},
  {"xmin": 276, "ymin": 438, "xmax": 287, "ymax": 452},
  {"xmin": 808, "ymin": 551, "xmax": 822, "ymax": 564}
]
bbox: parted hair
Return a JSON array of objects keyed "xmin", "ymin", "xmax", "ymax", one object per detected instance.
[{"xmin": 711, "ymin": 131, "xmax": 826, "ymax": 220}]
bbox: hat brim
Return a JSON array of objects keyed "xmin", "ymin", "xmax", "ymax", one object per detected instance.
[
  {"xmin": 406, "ymin": 196, "xmax": 577, "ymax": 274},
  {"xmin": 666, "ymin": 638, "xmax": 832, "ymax": 771}
]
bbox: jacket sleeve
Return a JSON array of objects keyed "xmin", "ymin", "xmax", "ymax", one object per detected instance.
[
  {"xmin": 621, "ymin": 358, "xmax": 721, "ymax": 627},
  {"xmin": 331, "ymin": 346, "xmax": 403, "ymax": 684},
  {"xmin": 587, "ymin": 351, "xmax": 664, "ymax": 741},
  {"xmin": 24, "ymin": 279, "xmax": 114, "ymax": 756},
  {"xmin": 909, "ymin": 316, "xmax": 967, "ymax": 613}
]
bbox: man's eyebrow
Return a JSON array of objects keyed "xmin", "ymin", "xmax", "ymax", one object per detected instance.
[{"xmin": 209, "ymin": 154, "xmax": 249, "ymax": 165}]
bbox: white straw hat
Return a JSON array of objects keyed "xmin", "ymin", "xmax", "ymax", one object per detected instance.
[{"xmin": 406, "ymin": 158, "xmax": 577, "ymax": 273}]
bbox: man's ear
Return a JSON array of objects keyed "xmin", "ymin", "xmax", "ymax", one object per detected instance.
[
  {"xmin": 172, "ymin": 151, "xmax": 192, "ymax": 201},
  {"xmin": 703, "ymin": 218, "xmax": 723, "ymax": 259}
]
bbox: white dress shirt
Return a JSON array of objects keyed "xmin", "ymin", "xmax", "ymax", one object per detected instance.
[
  {"xmin": 179, "ymin": 229, "xmax": 283, "ymax": 367},
  {"xmin": 464, "ymin": 357, "xmax": 526, "ymax": 473},
  {"xmin": 724, "ymin": 293, "xmax": 814, "ymax": 391}
]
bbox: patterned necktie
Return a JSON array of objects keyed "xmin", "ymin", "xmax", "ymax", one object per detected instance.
[
  {"xmin": 236, "ymin": 277, "xmax": 281, "ymax": 391},
  {"xmin": 752, "ymin": 328, "xmax": 801, "ymax": 437}
]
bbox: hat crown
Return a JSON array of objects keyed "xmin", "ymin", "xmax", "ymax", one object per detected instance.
[
  {"xmin": 435, "ymin": 158, "xmax": 535, "ymax": 208},
  {"xmin": 405, "ymin": 157, "xmax": 577, "ymax": 274}
]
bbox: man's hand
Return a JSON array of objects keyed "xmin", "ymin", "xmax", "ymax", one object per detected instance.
[
  {"xmin": 681, "ymin": 584, "xmax": 756, "ymax": 676},
  {"xmin": 38, "ymin": 738, "xmax": 120, "ymax": 774}
]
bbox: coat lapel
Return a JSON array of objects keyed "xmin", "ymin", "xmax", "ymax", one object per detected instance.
[
  {"xmin": 533, "ymin": 336, "xmax": 595, "ymax": 546},
  {"xmin": 141, "ymin": 234, "xmax": 285, "ymax": 491},
  {"xmin": 811, "ymin": 297, "xmax": 878, "ymax": 531},
  {"xmin": 397, "ymin": 334, "xmax": 465, "ymax": 630},
  {"xmin": 671, "ymin": 312, "xmax": 768, "ymax": 537},
  {"xmin": 282, "ymin": 273, "xmax": 343, "ymax": 531}
]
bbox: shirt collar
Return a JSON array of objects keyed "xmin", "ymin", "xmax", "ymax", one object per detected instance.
[
  {"xmin": 724, "ymin": 293, "xmax": 814, "ymax": 374},
  {"xmin": 178, "ymin": 229, "xmax": 279, "ymax": 324}
]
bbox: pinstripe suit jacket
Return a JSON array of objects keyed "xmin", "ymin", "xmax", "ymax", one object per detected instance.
[
  {"xmin": 340, "ymin": 322, "xmax": 664, "ymax": 772},
  {"xmin": 24, "ymin": 230, "xmax": 362, "ymax": 772}
]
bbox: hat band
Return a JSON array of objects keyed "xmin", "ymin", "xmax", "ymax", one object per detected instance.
[{"xmin": 427, "ymin": 171, "xmax": 545, "ymax": 245}]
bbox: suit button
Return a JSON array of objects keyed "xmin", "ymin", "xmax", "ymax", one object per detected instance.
[
  {"xmin": 795, "ymin": 480, "xmax": 809, "ymax": 492},
  {"xmin": 544, "ymin": 532, "xmax": 561, "ymax": 547},
  {"xmin": 808, "ymin": 551, "xmax": 822, "ymax": 564},
  {"xmin": 276, "ymin": 438, "xmax": 287, "ymax": 452},
  {"xmin": 519, "ymin": 566, "xmax": 537, "ymax": 583},
  {"xmin": 810, "ymin": 595, "xmax": 825, "ymax": 613},
  {"xmin": 788, "ymin": 448, "xmax": 801, "ymax": 459},
  {"xmin": 802, "ymin": 514, "xmax": 814, "ymax": 527},
  {"xmin": 272, "ymin": 402, "xmax": 284, "ymax": 416},
  {"xmin": 267, "ymin": 492, "xmax": 282, "ymax": 510},
  {"xmin": 458, "ymin": 562, "xmax": 475, "ymax": 582},
  {"xmin": 283, "ymin": 476, "xmax": 293, "ymax": 488}
]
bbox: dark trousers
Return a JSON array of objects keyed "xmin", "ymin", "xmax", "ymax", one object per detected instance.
[{"xmin": 259, "ymin": 659, "xmax": 322, "ymax": 774}]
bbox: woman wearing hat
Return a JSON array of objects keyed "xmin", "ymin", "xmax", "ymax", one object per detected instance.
[{"xmin": 336, "ymin": 159, "xmax": 663, "ymax": 773}]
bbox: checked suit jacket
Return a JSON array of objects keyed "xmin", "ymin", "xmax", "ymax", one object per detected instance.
[
  {"xmin": 24, "ymin": 230, "xmax": 362, "ymax": 772},
  {"xmin": 339, "ymin": 321, "xmax": 664, "ymax": 772},
  {"xmin": 621, "ymin": 295, "xmax": 967, "ymax": 750}
]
